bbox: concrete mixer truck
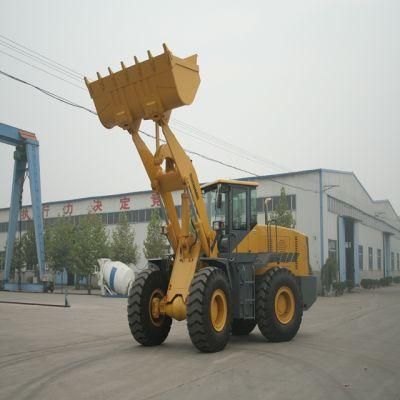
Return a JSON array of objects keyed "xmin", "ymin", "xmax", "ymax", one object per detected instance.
[{"xmin": 85, "ymin": 44, "xmax": 317, "ymax": 353}]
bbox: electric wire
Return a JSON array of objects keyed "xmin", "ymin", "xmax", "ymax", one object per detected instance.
[
  {"xmin": 0, "ymin": 49, "xmax": 86, "ymax": 91},
  {"xmin": 0, "ymin": 33, "xmax": 83, "ymax": 78},
  {"xmin": 0, "ymin": 38, "xmax": 82, "ymax": 82},
  {"xmin": 0, "ymin": 34, "xmax": 296, "ymax": 175},
  {"xmin": 0, "ymin": 68, "xmax": 319, "ymax": 193}
]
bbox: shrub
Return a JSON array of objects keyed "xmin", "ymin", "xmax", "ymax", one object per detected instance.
[
  {"xmin": 321, "ymin": 257, "xmax": 338, "ymax": 295},
  {"xmin": 345, "ymin": 279, "xmax": 355, "ymax": 292},
  {"xmin": 332, "ymin": 281, "xmax": 346, "ymax": 296},
  {"xmin": 393, "ymin": 276, "xmax": 400, "ymax": 284}
]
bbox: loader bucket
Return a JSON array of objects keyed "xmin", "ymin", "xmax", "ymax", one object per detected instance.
[{"xmin": 85, "ymin": 44, "xmax": 200, "ymax": 131}]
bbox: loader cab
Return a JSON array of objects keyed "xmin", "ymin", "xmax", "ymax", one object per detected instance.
[{"xmin": 202, "ymin": 179, "xmax": 258, "ymax": 254}]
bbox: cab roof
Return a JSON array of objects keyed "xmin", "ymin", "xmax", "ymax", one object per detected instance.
[{"xmin": 201, "ymin": 179, "xmax": 258, "ymax": 190}]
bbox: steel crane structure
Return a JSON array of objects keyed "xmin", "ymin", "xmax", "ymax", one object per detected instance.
[{"xmin": 1, "ymin": 122, "xmax": 46, "ymax": 291}]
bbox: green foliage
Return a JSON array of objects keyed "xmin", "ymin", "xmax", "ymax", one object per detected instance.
[
  {"xmin": 321, "ymin": 257, "xmax": 338, "ymax": 295},
  {"xmin": 361, "ymin": 279, "xmax": 380, "ymax": 289},
  {"xmin": 345, "ymin": 279, "xmax": 355, "ymax": 292},
  {"xmin": 379, "ymin": 276, "xmax": 393, "ymax": 287},
  {"xmin": 20, "ymin": 227, "xmax": 38, "ymax": 271},
  {"xmin": 272, "ymin": 187, "xmax": 294, "ymax": 228},
  {"xmin": 10, "ymin": 237, "xmax": 24, "ymax": 276},
  {"xmin": 332, "ymin": 281, "xmax": 346, "ymax": 296},
  {"xmin": 72, "ymin": 214, "xmax": 109, "ymax": 293},
  {"xmin": 143, "ymin": 210, "xmax": 169, "ymax": 260},
  {"xmin": 46, "ymin": 217, "xmax": 75, "ymax": 277},
  {"xmin": 110, "ymin": 213, "xmax": 138, "ymax": 265},
  {"xmin": 361, "ymin": 277, "xmax": 395, "ymax": 288}
]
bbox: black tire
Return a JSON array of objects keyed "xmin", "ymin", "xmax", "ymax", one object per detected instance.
[
  {"xmin": 187, "ymin": 267, "xmax": 232, "ymax": 353},
  {"xmin": 231, "ymin": 319, "xmax": 257, "ymax": 336},
  {"xmin": 256, "ymin": 267, "xmax": 303, "ymax": 342},
  {"xmin": 127, "ymin": 265, "xmax": 172, "ymax": 346}
]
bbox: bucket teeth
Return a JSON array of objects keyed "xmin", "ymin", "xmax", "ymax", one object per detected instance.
[
  {"xmin": 134, "ymin": 56, "xmax": 139, "ymax": 65},
  {"xmin": 162, "ymin": 43, "xmax": 169, "ymax": 53},
  {"xmin": 96, "ymin": 72, "xmax": 102, "ymax": 80},
  {"xmin": 147, "ymin": 50, "xmax": 153, "ymax": 59},
  {"xmin": 120, "ymin": 61, "xmax": 126, "ymax": 69},
  {"xmin": 108, "ymin": 67, "xmax": 113, "ymax": 75}
]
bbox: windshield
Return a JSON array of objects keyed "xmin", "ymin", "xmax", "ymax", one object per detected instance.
[{"xmin": 203, "ymin": 186, "xmax": 226, "ymax": 229}]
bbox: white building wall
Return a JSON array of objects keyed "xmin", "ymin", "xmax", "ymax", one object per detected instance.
[
  {"xmin": 358, "ymin": 224, "xmax": 384, "ymax": 279},
  {"xmin": 255, "ymin": 171, "xmax": 321, "ymax": 271},
  {"xmin": 1, "ymin": 169, "xmax": 399, "ymax": 283}
]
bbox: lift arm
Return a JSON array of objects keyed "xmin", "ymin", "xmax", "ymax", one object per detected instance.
[{"xmin": 85, "ymin": 45, "xmax": 217, "ymax": 319}]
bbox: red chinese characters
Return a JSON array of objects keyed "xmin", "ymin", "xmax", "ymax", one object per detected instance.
[
  {"xmin": 92, "ymin": 199, "xmax": 103, "ymax": 213},
  {"xmin": 120, "ymin": 196, "xmax": 130, "ymax": 210},
  {"xmin": 63, "ymin": 202, "xmax": 73, "ymax": 216},
  {"xmin": 150, "ymin": 192, "xmax": 161, "ymax": 207},
  {"xmin": 20, "ymin": 208, "xmax": 31, "ymax": 220}
]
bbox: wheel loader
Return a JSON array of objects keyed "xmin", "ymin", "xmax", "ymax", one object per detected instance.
[{"xmin": 85, "ymin": 45, "xmax": 317, "ymax": 353}]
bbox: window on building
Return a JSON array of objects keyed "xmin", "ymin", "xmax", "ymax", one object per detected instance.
[
  {"xmin": 358, "ymin": 245, "xmax": 363, "ymax": 270},
  {"xmin": 328, "ymin": 240, "xmax": 337, "ymax": 262},
  {"xmin": 391, "ymin": 252, "xmax": 395, "ymax": 271},
  {"xmin": 377, "ymin": 249, "xmax": 382, "ymax": 270},
  {"xmin": 264, "ymin": 194, "xmax": 297, "ymax": 212},
  {"xmin": 368, "ymin": 247, "xmax": 373, "ymax": 270}
]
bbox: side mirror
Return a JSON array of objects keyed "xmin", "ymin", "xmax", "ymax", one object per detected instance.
[{"xmin": 264, "ymin": 197, "xmax": 272, "ymax": 224}]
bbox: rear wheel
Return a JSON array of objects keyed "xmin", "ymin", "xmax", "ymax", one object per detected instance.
[
  {"xmin": 127, "ymin": 265, "xmax": 172, "ymax": 346},
  {"xmin": 256, "ymin": 267, "xmax": 303, "ymax": 342},
  {"xmin": 187, "ymin": 267, "xmax": 232, "ymax": 353},
  {"xmin": 231, "ymin": 319, "xmax": 257, "ymax": 336}
]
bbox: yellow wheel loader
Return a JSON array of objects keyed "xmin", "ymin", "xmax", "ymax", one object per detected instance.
[{"xmin": 85, "ymin": 45, "xmax": 317, "ymax": 353}]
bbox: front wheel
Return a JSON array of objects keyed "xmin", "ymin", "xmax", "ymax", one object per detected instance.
[
  {"xmin": 127, "ymin": 265, "xmax": 172, "ymax": 346},
  {"xmin": 256, "ymin": 267, "xmax": 303, "ymax": 342},
  {"xmin": 187, "ymin": 267, "xmax": 232, "ymax": 353}
]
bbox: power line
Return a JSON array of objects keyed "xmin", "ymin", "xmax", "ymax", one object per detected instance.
[
  {"xmin": 0, "ymin": 68, "xmax": 319, "ymax": 194},
  {"xmin": 0, "ymin": 34, "xmax": 294, "ymax": 176},
  {"xmin": 172, "ymin": 118, "xmax": 290, "ymax": 173},
  {"xmin": 0, "ymin": 33, "xmax": 83, "ymax": 78},
  {"xmin": 0, "ymin": 38, "xmax": 82, "ymax": 82},
  {"xmin": 0, "ymin": 49, "xmax": 86, "ymax": 91}
]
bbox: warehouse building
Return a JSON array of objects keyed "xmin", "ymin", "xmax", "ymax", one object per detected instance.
[{"xmin": 1, "ymin": 168, "xmax": 399, "ymax": 284}]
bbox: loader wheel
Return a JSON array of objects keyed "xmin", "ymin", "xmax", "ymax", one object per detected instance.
[
  {"xmin": 187, "ymin": 267, "xmax": 232, "ymax": 353},
  {"xmin": 127, "ymin": 265, "xmax": 172, "ymax": 346},
  {"xmin": 256, "ymin": 267, "xmax": 303, "ymax": 342},
  {"xmin": 231, "ymin": 319, "xmax": 257, "ymax": 336}
]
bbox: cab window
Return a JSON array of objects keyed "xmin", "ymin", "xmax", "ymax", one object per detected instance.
[{"xmin": 232, "ymin": 187, "xmax": 247, "ymax": 230}]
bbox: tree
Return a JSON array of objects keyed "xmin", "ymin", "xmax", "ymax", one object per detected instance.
[
  {"xmin": 46, "ymin": 217, "xmax": 75, "ymax": 286},
  {"xmin": 272, "ymin": 187, "xmax": 294, "ymax": 228},
  {"xmin": 143, "ymin": 210, "xmax": 169, "ymax": 260},
  {"xmin": 21, "ymin": 227, "xmax": 38, "ymax": 273},
  {"xmin": 321, "ymin": 257, "xmax": 338, "ymax": 296},
  {"xmin": 10, "ymin": 237, "xmax": 24, "ymax": 282},
  {"xmin": 110, "ymin": 213, "xmax": 138, "ymax": 265},
  {"xmin": 72, "ymin": 214, "xmax": 109, "ymax": 294}
]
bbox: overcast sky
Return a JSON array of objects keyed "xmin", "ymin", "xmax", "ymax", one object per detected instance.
[{"xmin": 0, "ymin": 0, "xmax": 399, "ymax": 213}]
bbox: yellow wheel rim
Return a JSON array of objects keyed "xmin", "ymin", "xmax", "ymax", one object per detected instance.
[
  {"xmin": 274, "ymin": 286, "xmax": 295, "ymax": 324},
  {"xmin": 210, "ymin": 289, "xmax": 227, "ymax": 332},
  {"xmin": 149, "ymin": 289, "xmax": 164, "ymax": 327}
]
